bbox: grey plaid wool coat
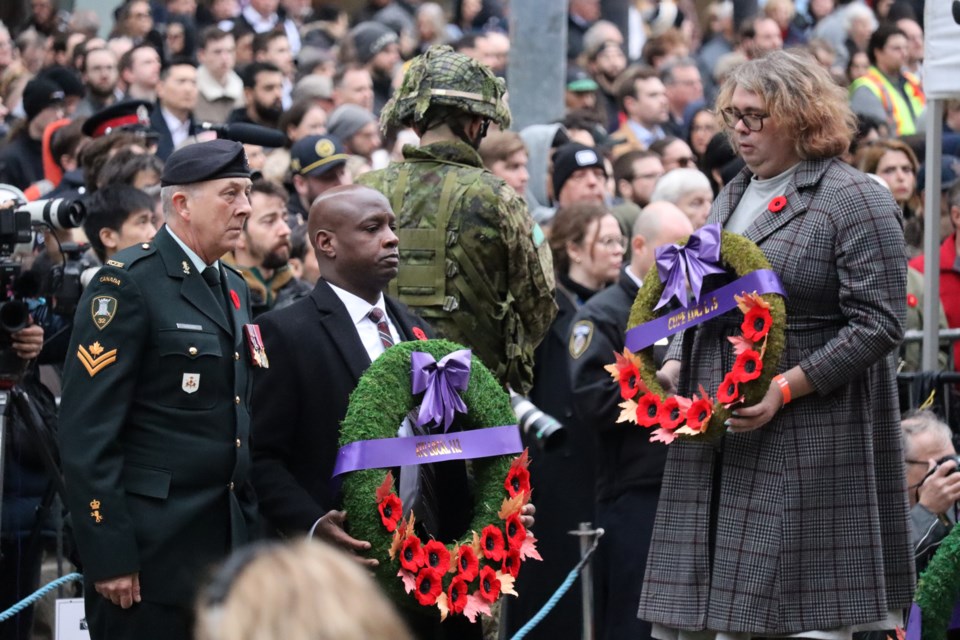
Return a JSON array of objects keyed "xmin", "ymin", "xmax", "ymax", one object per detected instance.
[{"xmin": 637, "ymin": 157, "xmax": 915, "ymax": 634}]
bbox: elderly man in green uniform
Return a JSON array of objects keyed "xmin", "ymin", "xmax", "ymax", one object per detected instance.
[
  {"xmin": 358, "ymin": 45, "xmax": 556, "ymax": 394},
  {"xmin": 58, "ymin": 139, "xmax": 260, "ymax": 640}
]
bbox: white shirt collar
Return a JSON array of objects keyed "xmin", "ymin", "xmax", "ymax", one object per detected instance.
[
  {"xmin": 625, "ymin": 266, "xmax": 645, "ymax": 289},
  {"xmin": 160, "ymin": 106, "xmax": 191, "ymax": 148},
  {"xmin": 242, "ymin": 4, "xmax": 277, "ymax": 31},
  {"xmin": 326, "ymin": 281, "xmax": 388, "ymax": 326},
  {"xmin": 166, "ymin": 225, "xmax": 217, "ymax": 273}
]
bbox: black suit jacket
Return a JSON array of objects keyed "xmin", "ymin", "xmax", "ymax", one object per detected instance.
[
  {"xmin": 59, "ymin": 226, "xmax": 258, "ymax": 608},
  {"xmin": 150, "ymin": 101, "xmax": 198, "ymax": 161},
  {"xmin": 251, "ymin": 279, "xmax": 432, "ymax": 534}
]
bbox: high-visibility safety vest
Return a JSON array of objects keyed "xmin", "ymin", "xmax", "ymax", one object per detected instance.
[{"xmin": 850, "ymin": 66, "xmax": 926, "ymax": 136}]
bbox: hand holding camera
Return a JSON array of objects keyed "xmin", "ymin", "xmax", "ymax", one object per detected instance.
[{"xmin": 919, "ymin": 455, "xmax": 960, "ymax": 516}]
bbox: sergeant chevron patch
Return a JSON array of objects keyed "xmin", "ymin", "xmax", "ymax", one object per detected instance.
[{"xmin": 77, "ymin": 341, "xmax": 117, "ymax": 377}]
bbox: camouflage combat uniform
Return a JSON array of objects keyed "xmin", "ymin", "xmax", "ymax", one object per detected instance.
[
  {"xmin": 359, "ymin": 139, "xmax": 556, "ymax": 393},
  {"xmin": 359, "ymin": 45, "xmax": 556, "ymax": 394}
]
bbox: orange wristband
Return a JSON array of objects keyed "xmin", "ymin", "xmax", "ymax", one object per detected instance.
[{"xmin": 773, "ymin": 374, "xmax": 791, "ymax": 405}]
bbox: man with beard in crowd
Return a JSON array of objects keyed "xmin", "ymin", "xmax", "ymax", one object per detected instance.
[
  {"xmin": 75, "ymin": 47, "xmax": 122, "ymax": 118},
  {"xmin": 226, "ymin": 179, "xmax": 311, "ymax": 316},
  {"xmin": 228, "ymin": 61, "xmax": 284, "ymax": 129}
]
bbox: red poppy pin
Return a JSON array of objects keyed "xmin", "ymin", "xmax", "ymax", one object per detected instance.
[
  {"xmin": 907, "ymin": 294, "xmax": 918, "ymax": 308},
  {"xmin": 230, "ymin": 290, "xmax": 241, "ymax": 309},
  {"xmin": 768, "ymin": 195, "xmax": 787, "ymax": 213},
  {"xmin": 412, "ymin": 326, "xmax": 427, "ymax": 341}
]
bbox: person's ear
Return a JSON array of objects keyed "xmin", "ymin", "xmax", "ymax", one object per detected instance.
[
  {"xmin": 100, "ymin": 227, "xmax": 119, "ymax": 252},
  {"xmin": 631, "ymin": 234, "xmax": 645, "ymax": 257},
  {"xmin": 315, "ymin": 229, "xmax": 335, "ymax": 259}
]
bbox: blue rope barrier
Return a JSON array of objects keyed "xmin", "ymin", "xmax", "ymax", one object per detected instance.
[
  {"xmin": 0, "ymin": 573, "xmax": 83, "ymax": 622},
  {"xmin": 509, "ymin": 536, "xmax": 602, "ymax": 640}
]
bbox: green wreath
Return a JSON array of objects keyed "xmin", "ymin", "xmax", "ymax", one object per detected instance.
[
  {"xmin": 339, "ymin": 338, "xmax": 539, "ymax": 621},
  {"xmin": 610, "ymin": 231, "xmax": 787, "ymax": 442},
  {"xmin": 914, "ymin": 522, "xmax": 960, "ymax": 640}
]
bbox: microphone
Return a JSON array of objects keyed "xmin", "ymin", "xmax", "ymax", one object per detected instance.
[{"xmin": 199, "ymin": 122, "xmax": 287, "ymax": 148}]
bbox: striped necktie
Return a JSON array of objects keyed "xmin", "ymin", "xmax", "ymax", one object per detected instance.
[{"xmin": 368, "ymin": 307, "xmax": 395, "ymax": 350}]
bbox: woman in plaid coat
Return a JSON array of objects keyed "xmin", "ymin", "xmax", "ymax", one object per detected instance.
[{"xmin": 638, "ymin": 50, "xmax": 915, "ymax": 638}]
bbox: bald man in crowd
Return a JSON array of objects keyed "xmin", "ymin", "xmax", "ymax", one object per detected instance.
[{"xmin": 568, "ymin": 202, "xmax": 693, "ymax": 639}]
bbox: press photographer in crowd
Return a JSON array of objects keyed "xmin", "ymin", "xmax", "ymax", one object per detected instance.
[{"xmin": 902, "ymin": 410, "xmax": 960, "ymax": 573}]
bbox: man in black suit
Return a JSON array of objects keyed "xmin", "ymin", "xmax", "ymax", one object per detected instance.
[
  {"xmin": 150, "ymin": 59, "xmax": 199, "ymax": 161},
  {"xmin": 251, "ymin": 185, "xmax": 532, "ymax": 638},
  {"xmin": 59, "ymin": 140, "xmax": 259, "ymax": 640}
]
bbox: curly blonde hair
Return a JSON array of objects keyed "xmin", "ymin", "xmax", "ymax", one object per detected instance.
[
  {"xmin": 715, "ymin": 49, "xmax": 856, "ymax": 160},
  {"xmin": 195, "ymin": 539, "xmax": 413, "ymax": 640}
]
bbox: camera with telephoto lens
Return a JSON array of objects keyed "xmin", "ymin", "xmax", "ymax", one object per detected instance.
[
  {"xmin": 0, "ymin": 184, "xmax": 87, "ymax": 385},
  {"xmin": 508, "ymin": 388, "xmax": 567, "ymax": 452}
]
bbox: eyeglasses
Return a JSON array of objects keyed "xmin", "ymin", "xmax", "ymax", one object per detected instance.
[
  {"xmin": 720, "ymin": 108, "xmax": 770, "ymax": 132},
  {"xmin": 596, "ymin": 235, "xmax": 627, "ymax": 250}
]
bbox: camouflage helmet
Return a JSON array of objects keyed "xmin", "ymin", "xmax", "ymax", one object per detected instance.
[{"xmin": 380, "ymin": 45, "xmax": 511, "ymax": 131}]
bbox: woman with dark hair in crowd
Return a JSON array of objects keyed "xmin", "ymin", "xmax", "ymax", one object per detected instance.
[
  {"xmin": 165, "ymin": 15, "xmax": 197, "ymax": 61},
  {"xmin": 856, "ymin": 138, "xmax": 921, "ymax": 251},
  {"xmin": 686, "ymin": 106, "xmax": 719, "ymax": 169}
]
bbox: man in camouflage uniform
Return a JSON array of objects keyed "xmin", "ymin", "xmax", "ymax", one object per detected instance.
[{"xmin": 358, "ymin": 45, "xmax": 556, "ymax": 394}]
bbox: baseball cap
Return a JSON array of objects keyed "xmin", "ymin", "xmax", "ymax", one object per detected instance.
[{"xmin": 290, "ymin": 134, "xmax": 349, "ymax": 177}]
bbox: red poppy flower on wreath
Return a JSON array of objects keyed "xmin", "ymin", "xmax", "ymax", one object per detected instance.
[
  {"xmin": 378, "ymin": 494, "xmax": 402, "ymax": 532},
  {"xmin": 456, "ymin": 544, "xmax": 479, "ymax": 581},
  {"xmin": 907, "ymin": 294, "xmax": 918, "ymax": 308},
  {"xmin": 422, "ymin": 539, "xmax": 451, "ymax": 574},
  {"xmin": 617, "ymin": 359, "xmax": 642, "ymax": 400},
  {"xmin": 635, "ymin": 392, "xmax": 662, "ymax": 428},
  {"xmin": 501, "ymin": 548, "xmax": 521, "ymax": 578},
  {"xmin": 768, "ymin": 195, "xmax": 787, "ymax": 213},
  {"xmin": 478, "ymin": 565, "xmax": 502, "ymax": 603},
  {"xmin": 504, "ymin": 462, "xmax": 531, "ymax": 499},
  {"xmin": 447, "ymin": 576, "xmax": 469, "ymax": 614},
  {"xmin": 685, "ymin": 397, "xmax": 714, "ymax": 433},
  {"xmin": 400, "ymin": 536, "xmax": 424, "ymax": 573},
  {"xmin": 230, "ymin": 290, "xmax": 241, "ymax": 309},
  {"xmin": 658, "ymin": 396, "xmax": 686, "ymax": 431},
  {"xmin": 505, "ymin": 513, "xmax": 526, "ymax": 550},
  {"xmin": 412, "ymin": 326, "xmax": 428, "ymax": 341},
  {"xmin": 414, "ymin": 567, "xmax": 443, "ymax": 606},
  {"xmin": 717, "ymin": 371, "xmax": 741, "ymax": 405},
  {"xmin": 732, "ymin": 349, "xmax": 763, "ymax": 382},
  {"xmin": 480, "ymin": 525, "xmax": 506, "ymax": 561},
  {"xmin": 741, "ymin": 305, "xmax": 772, "ymax": 342}
]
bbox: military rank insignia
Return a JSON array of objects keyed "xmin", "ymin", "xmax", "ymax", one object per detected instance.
[
  {"xmin": 182, "ymin": 373, "xmax": 200, "ymax": 393},
  {"xmin": 182, "ymin": 261, "xmax": 191, "ymax": 275},
  {"xmin": 90, "ymin": 499, "xmax": 103, "ymax": 523},
  {"xmin": 243, "ymin": 324, "xmax": 269, "ymax": 368},
  {"xmin": 569, "ymin": 321, "xmax": 594, "ymax": 359},
  {"xmin": 91, "ymin": 296, "xmax": 117, "ymax": 329},
  {"xmin": 77, "ymin": 342, "xmax": 117, "ymax": 377}
]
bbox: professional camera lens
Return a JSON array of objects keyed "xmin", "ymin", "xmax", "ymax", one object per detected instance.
[
  {"xmin": 18, "ymin": 197, "xmax": 86, "ymax": 230},
  {"xmin": 509, "ymin": 389, "xmax": 567, "ymax": 452}
]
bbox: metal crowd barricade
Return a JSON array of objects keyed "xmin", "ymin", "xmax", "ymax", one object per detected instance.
[{"xmin": 899, "ymin": 329, "xmax": 960, "ymax": 430}]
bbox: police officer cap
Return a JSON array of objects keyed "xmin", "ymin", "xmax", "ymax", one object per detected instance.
[
  {"xmin": 290, "ymin": 134, "xmax": 348, "ymax": 177},
  {"xmin": 82, "ymin": 99, "xmax": 153, "ymax": 138},
  {"xmin": 161, "ymin": 139, "xmax": 251, "ymax": 186}
]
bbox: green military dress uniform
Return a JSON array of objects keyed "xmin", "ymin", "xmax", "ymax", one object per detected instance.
[
  {"xmin": 359, "ymin": 139, "xmax": 556, "ymax": 394},
  {"xmin": 59, "ymin": 225, "xmax": 258, "ymax": 639}
]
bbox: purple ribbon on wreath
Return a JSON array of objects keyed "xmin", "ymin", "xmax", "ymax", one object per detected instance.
[
  {"xmin": 654, "ymin": 223, "xmax": 726, "ymax": 310},
  {"xmin": 411, "ymin": 349, "xmax": 471, "ymax": 432}
]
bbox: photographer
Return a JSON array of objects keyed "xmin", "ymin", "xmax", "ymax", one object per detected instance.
[
  {"xmin": 902, "ymin": 410, "xmax": 960, "ymax": 572},
  {"xmin": 0, "ymin": 318, "xmax": 51, "ymax": 640}
]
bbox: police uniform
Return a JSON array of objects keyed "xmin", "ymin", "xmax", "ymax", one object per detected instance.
[
  {"xmin": 59, "ymin": 141, "xmax": 259, "ymax": 640},
  {"xmin": 358, "ymin": 46, "xmax": 556, "ymax": 394},
  {"xmin": 567, "ymin": 269, "xmax": 669, "ymax": 640}
]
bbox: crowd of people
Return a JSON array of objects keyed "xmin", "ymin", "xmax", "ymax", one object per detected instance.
[{"xmin": 0, "ymin": 0, "xmax": 958, "ymax": 639}]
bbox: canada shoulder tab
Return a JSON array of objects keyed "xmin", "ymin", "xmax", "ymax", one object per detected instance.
[{"xmin": 109, "ymin": 242, "xmax": 157, "ymax": 270}]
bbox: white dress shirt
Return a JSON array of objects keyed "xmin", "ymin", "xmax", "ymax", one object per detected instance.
[{"xmin": 327, "ymin": 282, "xmax": 401, "ymax": 361}]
